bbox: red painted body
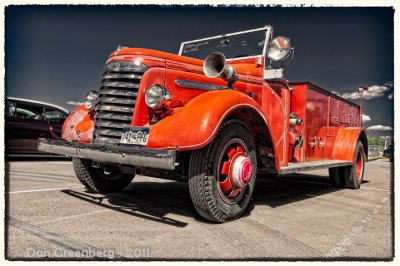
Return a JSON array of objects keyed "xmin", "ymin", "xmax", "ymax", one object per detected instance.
[{"xmin": 62, "ymin": 48, "xmax": 367, "ymax": 173}]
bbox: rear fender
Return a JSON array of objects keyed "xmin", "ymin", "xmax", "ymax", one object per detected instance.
[
  {"xmin": 332, "ymin": 127, "xmax": 368, "ymax": 162},
  {"xmin": 62, "ymin": 105, "xmax": 94, "ymax": 143}
]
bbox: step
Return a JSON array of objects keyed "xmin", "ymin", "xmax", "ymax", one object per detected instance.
[{"xmin": 280, "ymin": 160, "xmax": 352, "ymax": 174}]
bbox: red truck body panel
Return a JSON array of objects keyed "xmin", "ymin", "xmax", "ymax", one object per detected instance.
[{"xmin": 290, "ymin": 82, "xmax": 361, "ymax": 163}]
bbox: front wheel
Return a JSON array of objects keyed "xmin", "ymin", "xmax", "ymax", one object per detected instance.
[
  {"xmin": 188, "ymin": 120, "xmax": 257, "ymax": 223},
  {"xmin": 72, "ymin": 157, "xmax": 135, "ymax": 193}
]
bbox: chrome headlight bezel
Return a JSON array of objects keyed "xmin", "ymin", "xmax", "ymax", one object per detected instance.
[
  {"xmin": 267, "ymin": 36, "xmax": 292, "ymax": 62},
  {"xmin": 145, "ymin": 84, "xmax": 170, "ymax": 109},
  {"xmin": 84, "ymin": 90, "xmax": 99, "ymax": 110}
]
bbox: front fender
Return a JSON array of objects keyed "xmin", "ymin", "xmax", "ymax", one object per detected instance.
[
  {"xmin": 332, "ymin": 127, "xmax": 368, "ymax": 162},
  {"xmin": 146, "ymin": 89, "xmax": 271, "ymax": 150},
  {"xmin": 62, "ymin": 105, "xmax": 94, "ymax": 143}
]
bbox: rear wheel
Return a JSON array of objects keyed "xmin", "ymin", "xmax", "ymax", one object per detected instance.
[
  {"xmin": 329, "ymin": 141, "xmax": 365, "ymax": 189},
  {"xmin": 343, "ymin": 141, "xmax": 366, "ymax": 189},
  {"xmin": 72, "ymin": 157, "xmax": 135, "ymax": 193},
  {"xmin": 188, "ymin": 120, "xmax": 257, "ymax": 223}
]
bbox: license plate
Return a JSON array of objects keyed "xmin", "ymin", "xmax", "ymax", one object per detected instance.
[{"xmin": 120, "ymin": 127, "xmax": 150, "ymax": 146}]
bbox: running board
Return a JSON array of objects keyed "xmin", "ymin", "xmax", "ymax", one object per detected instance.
[{"xmin": 280, "ymin": 160, "xmax": 352, "ymax": 174}]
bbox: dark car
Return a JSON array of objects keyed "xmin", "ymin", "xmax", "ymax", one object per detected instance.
[
  {"xmin": 383, "ymin": 144, "xmax": 394, "ymax": 162},
  {"xmin": 5, "ymin": 97, "xmax": 69, "ymax": 156}
]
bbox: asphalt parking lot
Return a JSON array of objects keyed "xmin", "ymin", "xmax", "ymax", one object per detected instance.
[{"xmin": 5, "ymin": 158, "xmax": 393, "ymax": 260}]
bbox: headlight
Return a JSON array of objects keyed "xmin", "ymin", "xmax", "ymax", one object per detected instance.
[
  {"xmin": 84, "ymin": 90, "xmax": 99, "ymax": 110},
  {"xmin": 145, "ymin": 84, "xmax": 170, "ymax": 109},
  {"xmin": 267, "ymin": 36, "xmax": 292, "ymax": 62}
]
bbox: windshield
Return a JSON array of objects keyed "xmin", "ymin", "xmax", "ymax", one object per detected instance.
[{"xmin": 179, "ymin": 27, "xmax": 268, "ymax": 60}]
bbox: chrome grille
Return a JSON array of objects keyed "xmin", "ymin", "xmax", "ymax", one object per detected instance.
[{"xmin": 93, "ymin": 61, "xmax": 148, "ymax": 143}]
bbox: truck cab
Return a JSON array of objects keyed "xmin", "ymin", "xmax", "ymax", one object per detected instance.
[{"xmin": 39, "ymin": 25, "xmax": 368, "ymax": 222}]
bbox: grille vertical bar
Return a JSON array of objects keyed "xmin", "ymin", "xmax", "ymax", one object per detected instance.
[{"xmin": 93, "ymin": 61, "xmax": 148, "ymax": 144}]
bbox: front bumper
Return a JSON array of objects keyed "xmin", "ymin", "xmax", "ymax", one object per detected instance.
[{"xmin": 38, "ymin": 138, "xmax": 176, "ymax": 170}]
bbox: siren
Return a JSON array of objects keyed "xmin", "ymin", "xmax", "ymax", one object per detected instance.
[{"xmin": 203, "ymin": 52, "xmax": 238, "ymax": 86}]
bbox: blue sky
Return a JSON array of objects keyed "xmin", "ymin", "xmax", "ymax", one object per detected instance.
[{"xmin": 5, "ymin": 6, "xmax": 394, "ymax": 138}]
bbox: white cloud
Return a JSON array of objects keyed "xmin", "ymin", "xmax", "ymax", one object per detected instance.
[
  {"xmin": 385, "ymin": 81, "xmax": 393, "ymax": 87},
  {"xmin": 362, "ymin": 114, "xmax": 371, "ymax": 122},
  {"xmin": 366, "ymin": 125, "xmax": 393, "ymax": 131},
  {"xmin": 334, "ymin": 82, "xmax": 393, "ymax": 100},
  {"xmin": 66, "ymin": 100, "xmax": 83, "ymax": 106},
  {"xmin": 336, "ymin": 85, "xmax": 390, "ymax": 100}
]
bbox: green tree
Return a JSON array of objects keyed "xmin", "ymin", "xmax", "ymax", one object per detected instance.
[{"xmin": 368, "ymin": 137, "xmax": 382, "ymax": 145}]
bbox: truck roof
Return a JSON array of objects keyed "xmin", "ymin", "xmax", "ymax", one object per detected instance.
[{"xmin": 290, "ymin": 81, "xmax": 360, "ymax": 108}]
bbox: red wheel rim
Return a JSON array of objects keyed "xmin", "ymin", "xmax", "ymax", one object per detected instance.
[
  {"xmin": 355, "ymin": 151, "xmax": 363, "ymax": 180},
  {"xmin": 217, "ymin": 139, "xmax": 253, "ymax": 202}
]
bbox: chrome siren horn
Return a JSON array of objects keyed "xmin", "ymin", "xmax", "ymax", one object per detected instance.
[{"xmin": 203, "ymin": 52, "xmax": 238, "ymax": 86}]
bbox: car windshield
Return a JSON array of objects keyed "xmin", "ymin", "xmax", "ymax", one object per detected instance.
[{"xmin": 179, "ymin": 28, "xmax": 268, "ymax": 60}]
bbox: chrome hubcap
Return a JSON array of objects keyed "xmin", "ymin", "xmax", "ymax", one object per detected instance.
[{"xmin": 217, "ymin": 139, "xmax": 253, "ymax": 202}]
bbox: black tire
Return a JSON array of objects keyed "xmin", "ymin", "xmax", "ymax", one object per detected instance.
[
  {"xmin": 343, "ymin": 141, "xmax": 366, "ymax": 189},
  {"xmin": 258, "ymin": 173, "xmax": 279, "ymax": 179},
  {"xmin": 72, "ymin": 157, "xmax": 135, "ymax": 193},
  {"xmin": 329, "ymin": 167, "xmax": 344, "ymax": 187},
  {"xmin": 188, "ymin": 120, "xmax": 257, "ymax": 223}
]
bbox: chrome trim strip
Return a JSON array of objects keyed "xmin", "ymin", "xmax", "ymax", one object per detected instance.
[
  {"xmin": 226, "ymin": 55, "xmax": 263, "ymax": 61},
  {"xmin": 96, "ymin": 105, "xmax": 134, "ymax": 113},
  {"xmin": 96, "ymin": 113, "xmax": 132, "ymax": 121},
  {"xmin": 98, "ymin": 97, "xmax": 136, "ymax": 105},
  {"xmin": 103, "ymin": 73, "xmax": 142, "ymax": 80},
  {"xmin": 94, "ymin": 121, "xmax": 130, "ymax": 129},
  {"xmin": 102, "ymin": 81, "xmax": 139, "ymax": 89},
  {"xmin": 99, "ymin": 89, "xmax": 137, "ymax": 97},
  {"xmin": 105, "ymin": 61, "xmax": 148, "ymax": 73},
  {"xmin": 94, "ymin": 129, "xmax": 124, "ymax": 137},
  {"xmin": 175, "ymin": 80, "xmax": 227, "ymax": 91},
  {"xmin": 93, "ymin": 136, "xmax": 121, "ymax": 143},
  {"xmin": 38, "ymin": 139, "xmax": 176, "ymax": 170}
]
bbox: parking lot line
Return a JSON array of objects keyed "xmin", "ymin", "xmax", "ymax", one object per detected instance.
[
  {"xmin": 34, "ymin": 210, "xmax": 111, "ymax": 225},
  {"xmin": 9, "ymin": 170, "xmax": 75, "ymax": 180},
  {"xmin": 361, "ymin": 187, "xmax": 390, "ymax": 192},
  {"xmin": 9, "ymin": 174, "xmax": 69, "ymax": 184},
  {"xmin": 324, "ymin": 196, "xmax": 389, "ymax": 257},
  {"xmin": 9, "ymin": 186, "xmax": 83, "ymax": 194},
  {"xmin": 304, "ymin": 194, "xmax": 380, "ymax": 208}
]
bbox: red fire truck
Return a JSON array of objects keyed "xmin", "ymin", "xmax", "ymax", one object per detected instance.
[{"xmin": 39, "ymin": 26, "xmax": 368, "ymax": 222}]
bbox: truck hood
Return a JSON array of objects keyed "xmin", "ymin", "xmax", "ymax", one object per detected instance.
[{"xmin": 111, "ymin": 48, "xmax": 263, "ymax": 77}]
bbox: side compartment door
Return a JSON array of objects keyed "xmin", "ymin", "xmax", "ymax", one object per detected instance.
[
  {"xmin": 324, "ymin": 97, "xmax": 338, "ymax": 159},
  {"xmin": 304, "ymin": 88, "xmax": 329, "ymax": 161}
]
